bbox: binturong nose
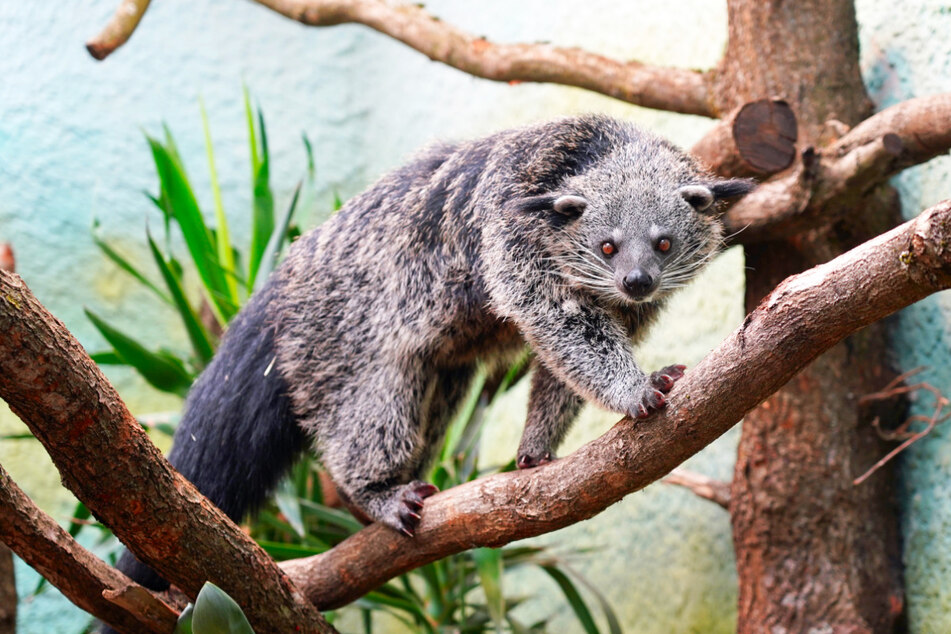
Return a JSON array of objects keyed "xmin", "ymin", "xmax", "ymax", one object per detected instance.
[{"xmin": 622, "ymin": 267, "xmax": 655, "ymax": 299}]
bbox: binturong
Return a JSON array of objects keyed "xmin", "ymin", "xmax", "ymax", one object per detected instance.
[{"xmin": 114, "ymin": 114, "xmax": 754, "ymax": 593}]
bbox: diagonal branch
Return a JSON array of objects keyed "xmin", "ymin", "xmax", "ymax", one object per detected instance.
[
  {"xmin": 662, "ymin": 468, "xmax": 731, "ymax": 509},
  {"xmin": 0, "ymin": 272, "xmax": 335, "ymax": 634},
  {"xmin": 723, "ymin": 93, "xmax": 951, "ymax": 242},
  {"xmin": 86, "ymin": 0, "xmax": 717, "ymax": 117},
  {"xmin": 279, "ymin": 199, "xmax": 951, "ymax": 609},
  {"xmin": 85, "ymin": 0, "xmax": 152, "ymax": 60},
  {"xmin": 0, "ymin": 463, "xmax": 178, "ymax": 633}
]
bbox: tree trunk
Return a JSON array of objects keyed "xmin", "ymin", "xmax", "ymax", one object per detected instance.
[
  {"xmin": 721, "ymin": 1, "xmax": 905, "ymax": 631},
  {"xmin": 0, "ymin": 544, "xmax": 14, "ymax": 634}
]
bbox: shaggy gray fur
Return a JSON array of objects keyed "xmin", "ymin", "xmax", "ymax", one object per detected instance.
[{"xmin": 267, "ymin": 114, "xmax": 752, "ymax": 534}]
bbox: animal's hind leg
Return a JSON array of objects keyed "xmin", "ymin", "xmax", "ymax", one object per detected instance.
[{"xmin": 318, "ymin": 364, "xmax": 440, "ymax": 537}]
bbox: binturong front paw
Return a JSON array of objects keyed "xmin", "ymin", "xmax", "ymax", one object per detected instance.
[
  {"xmin": 631, "ymin": 364, "xmax": 686, "ymax": 419},
  {"xmin": 383, "ymin": 481, "xmax": 439, "ymax": 538}
]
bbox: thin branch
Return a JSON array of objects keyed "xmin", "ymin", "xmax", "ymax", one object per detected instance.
[
  {"xmin": 662, "ymin": 468, "xmax": 731, "ymax": 509},
  {"xmin": 852, "ymin": 368, "xmax": 951, "ymax": 486},
  {"xmin": 86, "ymin": 0, "xmax": 717, "ymax": 116},
  {"xmin": 723, "ymin": 93, "xmax": 951, "ymax": 242},
  {"xmin": 279, "ymin": 199, "xmax": 951, "ymax": 609},
  {"xmin": 0, "ymin": 463, "xmax": 177, "ymax": 633},
  {"xmin": 85, "ymin": 0, "xmax": 152, "ymax": 61},
  {"xmin": 0, "ymin": 272, "xmax": 335, "ymax": 634}
]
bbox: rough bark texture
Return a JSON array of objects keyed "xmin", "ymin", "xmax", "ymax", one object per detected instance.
[
  {"xmin": 0, "ymin": 544, "xmax": 14, "ymax": 634},
  {"xmin": 277, "ymin": 202, "xmax": 951, "ymax": 609},
  {"xmin": 0, "ymin": 270, "xmax": 334, "ymax": 634},
  {"xmin": 722, "ymin": 94, "xmax": 951, "ymax": 244},
  {"xmin": 719, "ymin": 1, "xmax": 905, "ymax": 630},
  {"xmin": 0, "ymin": 463, "xmax": 177, "ymax": 633}
]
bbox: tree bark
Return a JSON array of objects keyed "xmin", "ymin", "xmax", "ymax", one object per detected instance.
[
  {"xmin": 719, "ymin": 1, "xmax": 905, "ymax": 630},
  {"xmin": 0, "ymin": 463, "xmax": 177, "ymax": 633},
  {"xmin": 0, "ymin": 544, "xmax": 14, "ymax": 634},
  {"xmin": 0, "ymin": 270, "xmax": 334, "ymax": 634}
]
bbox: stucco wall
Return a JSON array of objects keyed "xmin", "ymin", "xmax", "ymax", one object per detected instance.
[
  {"xmin": 856, "ymin": 2, "xmax": 951, "ymax": 632},
  {"xmin": 1, "ymin": 1, "xmax": 949, "ymax": 632}
]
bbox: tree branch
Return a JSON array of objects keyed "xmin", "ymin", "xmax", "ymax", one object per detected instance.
[
  {"xmin": 692, "ymin": 98, "xmax": 798, "ymax": 178},
  {"xmin": 0, "ymin": 271, "xmax": 335, "ymax": 634},
  {"xmin": 0, "ymin": 463, "xmax": 178, "ymax": 633},
  {"xmin": 85, "ymin": 0, "xmax": 152, "ymax": 61},
  {"xmin": 86, "ymin": 0, "xmax": 716, "ymax": 117},
  {"xmin": 662, "ymin": 468, "xmax": 731, "ymax": 509},
  {"xmin": 723, "ymin": 94, "xmax": 951, "ymax": 242},
  {"xmin": 279, "ymin": 199, "xmax": 951, "ymax": 609}
]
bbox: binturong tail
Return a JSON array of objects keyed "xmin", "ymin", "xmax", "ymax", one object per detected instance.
[{"xmin": 114, "ymin": 281, "xmax": 306, "ymax": 592}]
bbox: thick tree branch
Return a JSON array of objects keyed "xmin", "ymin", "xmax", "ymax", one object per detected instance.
[
  {"xmin": 0, "ymin": 271, "xmax": 335, "ymax": 634},
  {"xmin": 86, "ymin": 0, "xmax": 716, "ymax": 117},
  {"xmin": 0, "ymin": 464, "xmax": 177, "ymax": 633},
  {"xmin": 85, "ymin": 0, "xmax": 152, "ymax": 61},
  {"xmin": 692, "ymin": 99, "xmax": 798, "ymax": 178},
  {"xmin": 280, "ymin": 199, "xmax": 951, "ymax": 609},
  {"xmin": 724, "ymin": 94, "xmax": 951, "ymax": 243}
]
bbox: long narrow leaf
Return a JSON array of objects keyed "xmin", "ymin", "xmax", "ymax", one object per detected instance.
[
  {"xmin": 92, "ymin": 219, "xmax": 173, "ymax": 306},
  {"xmin": 541, "ymin": 565, "xmax": 601, "ymax": 634},
  {"xmin": 85, "ymin": 308, "xmax": 193, "ymax": 396},
  {"xmin": 254, "ymin": 180, "xmax": 301, "ymax": 291},
  {"xmin": 247, "ymin": 107, "xmax": 274, "ymax": 287},
  {"xmin": 200, "ymin": 98, "xmax": 240, "ymax": 303},
  {"xmin": 146, "ymin": 230, "xmax": 215, "ymax": 366},
  {"xmin": 472, "ymin": 548, "xmax": 505, "ymax": 633},
  {"xmin": 146, "ymin": 135, "xmax": 234, "ymax": 323}
]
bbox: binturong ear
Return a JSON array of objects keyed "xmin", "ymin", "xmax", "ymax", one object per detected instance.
[
  {"xmin": 511, "ymin": 193, "xmax": 588, "ymax": 229},
  {"xmin": 552, "ymin": 195, "xmax": 588, "ymax": 218},
  {"xmin": 679, "ymin": 179, "xmax": 756, "ymax": 214}
]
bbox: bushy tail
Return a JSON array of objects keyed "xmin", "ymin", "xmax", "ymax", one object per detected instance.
[{"xmin": 114, "ymin": 282, "xmax": 305, "ymax": 592}]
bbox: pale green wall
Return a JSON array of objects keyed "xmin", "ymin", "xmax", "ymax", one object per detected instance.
[{"xmin": 1, "ymin": 1, "xmax": 949, "ymax": 632}]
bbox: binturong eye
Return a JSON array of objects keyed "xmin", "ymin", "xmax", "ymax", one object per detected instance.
[
  {"xmin": 656, "ymin": 237, "xmax": 672, "ymax": 253},
  {"xmin": 600, "ymin": 241, "xmax": 617, "ymax": 257}
]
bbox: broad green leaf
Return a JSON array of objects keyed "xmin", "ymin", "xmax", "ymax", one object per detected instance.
[
  {"xmin": 85, "ymin": 308, "xmax": 193, "ymax": 396},
  {"xmin": 200, "ymin": 98, "xmax": 239, "ymax": 303},
  {"xmin": 541, "ymin": 565, "xmax": 601, "ymax": 634},
  {"xmin": 92, "ymin": 219, "xmax": 173, "ymax": 306},
  {"xmin": 147, "ymin": 135, "xmax": 234, "ymax": 323},
  {"xmin": 189, "ymin": 582, "xmax": 254, "ymax": 634},
  {"xmin": 472, "ymin": 548, "xmax": 504, "ymax": 633},
  {"xmin": 173, "ymin": 604, "xmax": 194, "ymax": 634},
  {"xmin": 146, "ymin": 230, "xmax": 215, "ymax": 366}
]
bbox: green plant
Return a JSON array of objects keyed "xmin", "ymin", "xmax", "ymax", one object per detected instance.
[
  {"xmin": 87, "ymin": 88, "xmax": 306, "ymax": 390},
  {"xmin": 252, "ymin": 356, "xmax": 621, "ymax": 634}
]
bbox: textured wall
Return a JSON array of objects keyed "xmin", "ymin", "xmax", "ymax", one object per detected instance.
[
  {"xmin": 1, "ymin": 0, "xmax": 948, "ymax": 632},
  {"xmin": 856, "ymin": 2, "xmax": 951, "ymax": 632}
]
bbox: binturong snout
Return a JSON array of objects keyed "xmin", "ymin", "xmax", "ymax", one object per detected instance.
[{"xmin": 621, "ymin": 267, "xmax": 657, "ymax": 300}]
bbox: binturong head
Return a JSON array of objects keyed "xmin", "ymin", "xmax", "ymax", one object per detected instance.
[{"xmin": 536, "ymin": 137, "xmax": 755, "ymax": 307}]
